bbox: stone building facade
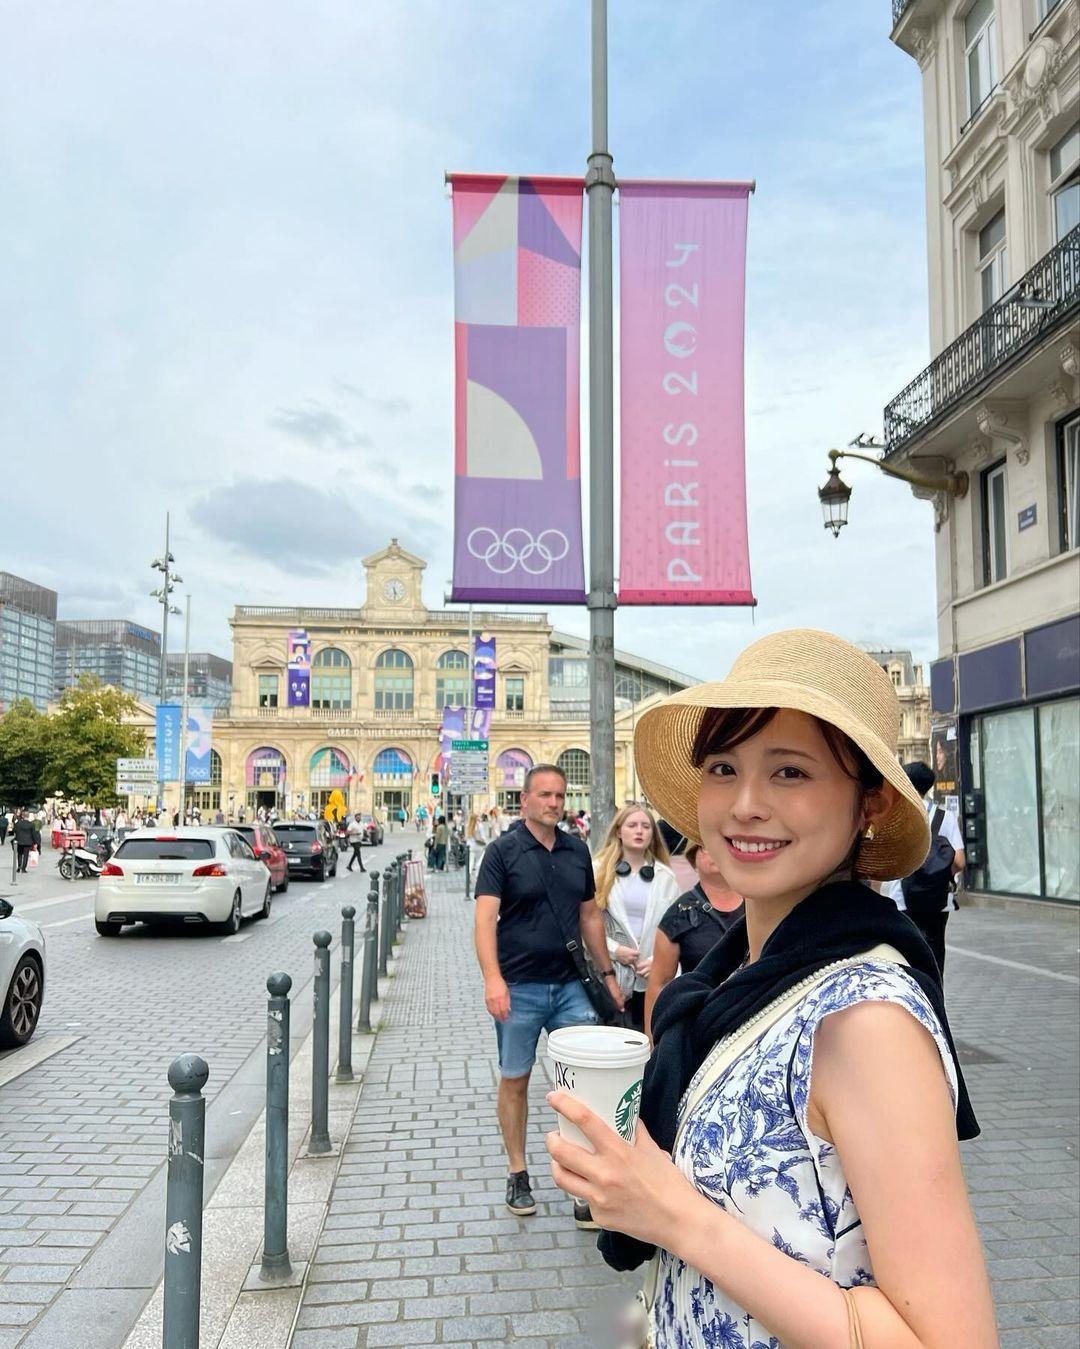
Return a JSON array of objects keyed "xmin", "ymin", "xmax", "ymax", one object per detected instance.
[{"xmin": 887, "ymin": 0, "xmax": 1079, "ymax": 902}]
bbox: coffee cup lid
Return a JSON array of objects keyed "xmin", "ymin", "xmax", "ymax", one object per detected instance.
[{"xmin": 547, "ymin": 1025, "xmax": 651, "ymax": 1069}]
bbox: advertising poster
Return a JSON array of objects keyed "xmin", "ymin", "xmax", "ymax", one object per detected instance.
[
  {"xmin": 287, "ymin": 629, "xmax": 311, "ymax": 707},
  {"xmin": 155, "ymin": 704, "xmax": 181, "ymax": 782},
  {"xmin": 473, "ymin": 633, "xmax": 496, "ymax": 708},
  {"xmin": 931, "ymin": 720, "xmax": 959, "ymax": 816}
]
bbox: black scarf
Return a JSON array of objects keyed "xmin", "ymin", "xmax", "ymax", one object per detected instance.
[{"xmin": 598, "ymin": 880, "xmax": 979, "ymax": 1271}]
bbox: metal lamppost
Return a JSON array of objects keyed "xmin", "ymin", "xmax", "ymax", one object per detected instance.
[
  {"xmin": 817, "ymin": 435, "xmax": 969, "ymax": 539},
  {"xmin": 587, "ymin": 0, "xmax": 617, "ymax": 843},
  {"xmin": 150, "ymin": 513, "xmax": 182, "ymax": 812}
]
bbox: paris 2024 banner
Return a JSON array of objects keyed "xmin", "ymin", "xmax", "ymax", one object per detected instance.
[{"xmin": 618, "ymin": 181, "xmax": 755, "ymax": 605}]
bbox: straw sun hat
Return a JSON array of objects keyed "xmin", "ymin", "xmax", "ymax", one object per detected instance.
[{"xmin": 634, "ymin": 629, "xmax": 930, "ymax": 882}]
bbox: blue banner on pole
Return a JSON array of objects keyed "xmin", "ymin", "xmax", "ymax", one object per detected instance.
[
  {"xmin": 185, "ymin": 706, "xmax": 214, "ymax": 783},
  {"xmin": 156, "ymin": 704, "xmax": 181, "ymax": 782}
]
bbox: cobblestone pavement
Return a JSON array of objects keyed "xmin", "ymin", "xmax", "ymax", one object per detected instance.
[
  {"xmin": 0, "ymin": 833, "xmax": 408, "ymax": 1347},
  {"xmin": 292, "ymin": 877, "xmax": 1079, "ymax": 1349}
]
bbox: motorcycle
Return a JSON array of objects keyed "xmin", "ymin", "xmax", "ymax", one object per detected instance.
[{"xmin": 57, "ymin": 838, "xmax": 113, "ymax": 881}]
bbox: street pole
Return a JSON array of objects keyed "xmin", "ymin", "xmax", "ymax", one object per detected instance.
[
  {"xmin": 157, "ymin": 513, "xmax": 171, "ymax": 816},
  {"xmin": 587, "ymin": 0, "xmax": 617, "ymax": 844},
  {"xmin": 177, "ymin": 597, "xmax": 191, "ymax": 823}
]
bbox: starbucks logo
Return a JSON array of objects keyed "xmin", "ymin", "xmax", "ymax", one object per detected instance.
[{"xmin": 615, "ymin": 1080, "xmax": 642, "ymax": 1142}]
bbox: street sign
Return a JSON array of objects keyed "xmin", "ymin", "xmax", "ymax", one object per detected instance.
[
  {"xmin": 449, "ymin": 739, "xmax": 489, "ymax": 794},
  {"xmin": 116, "ymin": 780, "xmax": 154, "ymax": 795},
  {"xmin": 117, "ymin": 758, "xmax": 156, "ymax": 781}
]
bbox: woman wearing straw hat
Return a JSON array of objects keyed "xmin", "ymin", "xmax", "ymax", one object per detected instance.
[
  {"xmin": 591, "ymin": 803, "xmax": 680, "ymax": 1033},
  {"xmin": 544, "ymin": 630, "xmax": 996, "ymax": 1347}
]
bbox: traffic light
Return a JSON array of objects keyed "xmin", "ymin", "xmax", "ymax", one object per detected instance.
[{"xmin": 430, "ymin": 772, "xmax": 440, "ymax": 796}]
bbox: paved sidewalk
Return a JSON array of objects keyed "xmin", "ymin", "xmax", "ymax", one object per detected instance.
[{"xmin": 292, "ymin": 877, "xmax": 1079, "ymax": 1349}]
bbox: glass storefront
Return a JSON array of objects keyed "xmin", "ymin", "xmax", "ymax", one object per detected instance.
[{"xmin": 970, "ymin": 697, "xmax": 1079, "ymax": 902}]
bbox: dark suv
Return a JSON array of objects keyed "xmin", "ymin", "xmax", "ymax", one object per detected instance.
[{"xmin": 274, "ymin": 821, "xmax": 339, "ymax": 881}]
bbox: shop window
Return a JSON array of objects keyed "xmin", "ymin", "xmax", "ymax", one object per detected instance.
[
  {"xmin": 505, "ymin": 676, "xmax": 525, "ymax": 712},
  {"xmin": 979, "ymin": 707, "xmax": 1041, "ymax": 895},
  {"xmin": 981, "ymin": 459, "xmax": 1008, "ymax": 585},
  {"xmin": 964, "ymin": 0, "xmax": 997, "ymax": 122},
  {"xmin": 1058, "ymin": 414, "xmax": 1080, "ymax": 553},
  {"xmin": 1049, "ymin": 124, "xmax": 1079, "ymax": 242},
  {"xmin": 258, "ymin": 674, "xmax": 278, "ymax": 708},
  {"xmin": 1039, "ymin": 700, "xmax": 1080, "ymax": 900}
]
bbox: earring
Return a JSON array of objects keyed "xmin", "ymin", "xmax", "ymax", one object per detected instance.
[{"xmin": 863, "ymin": 825, "xmax": 876, "ymax": 841}]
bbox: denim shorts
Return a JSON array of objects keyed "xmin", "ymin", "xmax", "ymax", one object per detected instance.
[{"xmin": 495, "ymin": 980, "xmax": 598, "ymax": 1079}]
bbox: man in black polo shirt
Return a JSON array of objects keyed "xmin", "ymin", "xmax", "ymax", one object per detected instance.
[{"xmin": 474, "ymin": 763, "xmax": 623, "ymax": 1228}]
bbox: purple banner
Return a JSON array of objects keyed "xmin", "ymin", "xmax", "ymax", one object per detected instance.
[
  {"xmin": 438, "ymin": 706, "xmax": 492, "ymax": 777},
  {"xmin": 449, "ymin": 175, "xmax": 586, "ymax": 603},
  {"xmin": 473, "ymin": 633, "xmax": 496, "ymax": 708},
  {"xmin": 287, "ymin": 629, "xmax": 310, "ymax": 707}
]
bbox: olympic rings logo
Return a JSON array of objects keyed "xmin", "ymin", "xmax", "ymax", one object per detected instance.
[{"xmin": 466, "ymin": 527, "xmax": 570, "ymax": 575}]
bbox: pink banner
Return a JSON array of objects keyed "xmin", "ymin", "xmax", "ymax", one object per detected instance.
[
  {"xmin": 618, "ymin": 181, "xmax": 755, "ymax": 606},
  {"xmin": 449, "ymin": 174, "xmax": 586, "ymax": 603}
]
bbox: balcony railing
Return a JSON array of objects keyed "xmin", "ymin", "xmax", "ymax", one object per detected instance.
[
  {"xmin": 891, "ymin": 0, "xmax": 913, "ymax": 26},
  {"xmin": 884, "ymin": 227, "xmax": 1080, "ymax": 455}
]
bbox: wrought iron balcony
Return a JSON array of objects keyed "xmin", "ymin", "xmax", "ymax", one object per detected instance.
[
  {"xmin": 884, "ymin": 227, "xmax": 1080, "ymax": 455},
  {"xmin": 891, "ymin": 0, "xmax": 914, "ymax": 26}
]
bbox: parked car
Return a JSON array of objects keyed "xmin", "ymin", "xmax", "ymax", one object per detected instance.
[
  {"xmin": 231, "ymin": 824, "xmax": 289, "ymax": 892},
  {"xmin": 358, "ymin": 812, "xmax": 384, "ymax": 847},
  {"xmin": 274, "ymin": 821, "xmax": 339, "ymax": 881},
  {"xmin": 94, "ymin": 828, "xmax": 273, "ymax": 937},
  {"xmin": 0, "ymin": 896, "xmax": 46, "ymax": 1049}
]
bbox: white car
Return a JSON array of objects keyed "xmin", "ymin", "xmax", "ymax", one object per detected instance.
[
  {"xmin": 95, "ymin": 828, "xmax": 273, "ymax": 937},
  {"xmin": 0, "ymin": 896, "xmax": 46, "ymax": 1049}
]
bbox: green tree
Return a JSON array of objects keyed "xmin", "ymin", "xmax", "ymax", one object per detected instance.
[
  {"xmin": 45, "ymin": 676, "xmax": 148, "ymax": 808},
  {"xmin": 0, "ymin": 700, "xmax": 50, "ymax": 807}
]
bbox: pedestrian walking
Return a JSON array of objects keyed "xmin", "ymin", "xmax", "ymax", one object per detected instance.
[
  {"xmin": 880, "ymin": 760, "xmax": 965, "ymax": 980},
  {"xmin": 546, "ymin": 630, "xmax": 994, "ymax": 1348},
  {"xmin": 432, "ymin": 816, "xmax": 448, "ymax": 871},
  {"xmin": 345, "ymin": 813, "xmax": 367, "ymax": 873},
  {"xmin": 0, "ymin": 809, "xmax": 8, "ymax": 848},
  {"xmin": 644, "ymin": 843, "xmax": 743, "ymax": 1038},
  {"xmin": 474, "ymin": 763, "xmax": 625, "ymax": 1231},
  {"xmin": 591, "ymin": 803, "xmax": 679, "ymax": 1033},
  {"xmin": 12, "ymin": 810, "xmax": 40, "ymax": 873}
]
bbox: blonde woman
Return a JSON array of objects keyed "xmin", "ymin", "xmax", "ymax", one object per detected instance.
[{"xmin": 593, "ymin": 804, "xmax": 679, "ymax": 1032}]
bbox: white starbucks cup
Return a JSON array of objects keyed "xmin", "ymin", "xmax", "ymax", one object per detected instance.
[{"xmin": 546, "ymin": 1026, "xmax": 652, "ymax": 1151}]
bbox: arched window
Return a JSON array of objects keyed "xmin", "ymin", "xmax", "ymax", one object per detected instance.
[
  {"xmin": 556, "ymin": 748, "xmax": 591, "ymax": 789},
  {"xmin": 246, "ymin": 747, "xmax": 286, "ymax": 788},
  {"xmin": 373, "ymin": 747, "xmax": 413, "ymax": 780},
  {"xmin": 312, "ymin": 648, "xmax": 352, "ymax": 710},
  {"xmin": 496, "ymin": 748, "xmax": 533, "ymax": 789},
  {"xmin": 310, "ymin": 747, "xmax": 351, "ymax": 788},
  {"xmin": 375, "ymin": 649, "xmax": 413, "ymax": 711},
  {"xmin": 435, "ymin": 650, "xmax": 469, "ymax": 708}
]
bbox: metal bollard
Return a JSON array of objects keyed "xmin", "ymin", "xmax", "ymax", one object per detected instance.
[
  {"xmin": 9, "ymin": 839, "xmax": 16, "ymax": 885},
  {"xmin": 378, "ymin": 863, "xmax": 393, "ymax": 978},
  {"xmin": 397, "ymin": 854, "xmax": 408, "ymax": 933},
  {"xmin": 260, "ymin": 972, "xmax": 292, "ymax": 1282},
  {"xmin": 465, "ymin": 843, "xmax": 471, "ymax": 900},
  {"xmin": 356, "ymin": 883, "xmax": 378, "ymax": 1034},
  {"xmin": 335, "ymin": 906, "xmax": 355, "ymax": 1083},
  {"xmin": 163, "ymin": 1053, "xmax": 208, "ymax": 1349},
  {"xmin": 308, "ymin": 931, "xmax": 332, "ymax": 1154}
]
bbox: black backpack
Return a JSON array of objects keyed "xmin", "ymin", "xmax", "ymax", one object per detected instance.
[{"xmin": 901, "ymin": 807, "xmax": 955, "ymax": 915}]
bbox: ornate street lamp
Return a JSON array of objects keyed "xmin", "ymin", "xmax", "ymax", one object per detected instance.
[
  {"xmin": 819, "ymin": 436, "xmax": 969, "ymax": 537},
  {"xmin": 818, "ymin": 453, "xmax": 852, "ymax": 538}
]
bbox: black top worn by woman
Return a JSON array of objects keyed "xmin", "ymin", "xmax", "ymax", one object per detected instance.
[{"xmin": 657, "ymin": 884, "xmax": 745, "ymax": 974}]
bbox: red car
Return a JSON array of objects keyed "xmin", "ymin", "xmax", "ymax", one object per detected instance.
[{"xmin": 232, "ymin": 824, "xmax": 289, "ymax": 892}]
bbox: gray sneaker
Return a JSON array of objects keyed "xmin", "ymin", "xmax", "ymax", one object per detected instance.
[
  {"xmin": 573, "ymin": 1199, "xmax": 599, "ymax": 1230},
  {"xmin": 505, "ymin": 1170, "xmax": 536, "ymax": 1216}
]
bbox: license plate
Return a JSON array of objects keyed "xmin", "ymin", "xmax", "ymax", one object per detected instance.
[
  {"xmin": 135, "ymin": 873, "xmax": 181, "ymax": 885},
  {"xmin": 287, "ymin": 856, "xmax": 303, "ymax": 865}
]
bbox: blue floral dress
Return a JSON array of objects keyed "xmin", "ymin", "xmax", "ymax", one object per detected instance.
[{"xmin": 652, "ymin": 960, "xmax": 958, "ymax": 1349}]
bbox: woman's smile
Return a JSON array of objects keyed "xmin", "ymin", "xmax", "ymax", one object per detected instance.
[{"xmin": 724, "ymin": 835, "xmax": 791, "ymax": 861}]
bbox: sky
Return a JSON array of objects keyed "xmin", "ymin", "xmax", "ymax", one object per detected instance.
[{"xmin": 0, "ymin": 0, "xmax": 940, "ymax": 684}]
